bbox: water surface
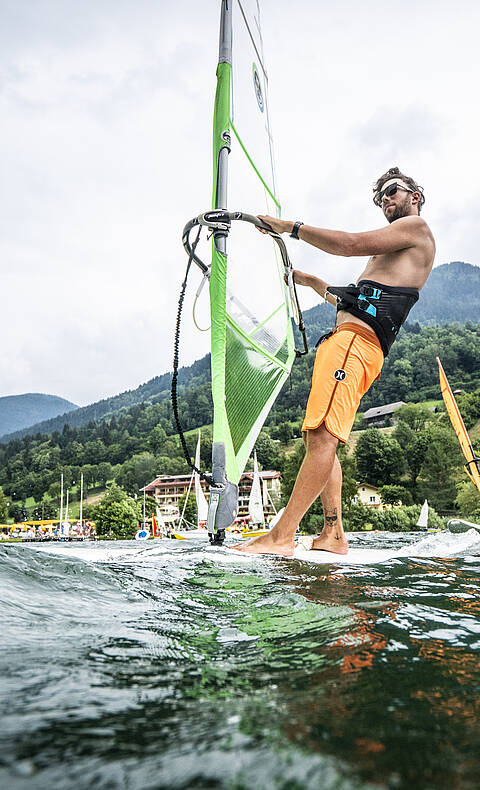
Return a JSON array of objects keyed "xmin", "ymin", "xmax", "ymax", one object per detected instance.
[{"xmin": 1, "ymin": 530, "xmax": 480, "ymax": 789}]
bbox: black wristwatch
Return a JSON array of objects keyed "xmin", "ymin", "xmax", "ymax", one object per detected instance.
[{"xmin": 290, "ymin": 221, "xmax": 304, "ymax": 240}]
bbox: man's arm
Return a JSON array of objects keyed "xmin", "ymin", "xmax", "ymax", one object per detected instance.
[
  {"xmin": 291, "ymin": 270, "xmax": 337, "ymax": 307},
  {"xmin": 258, "ymin": 214, "xmax": 427, "ymax": 257}
]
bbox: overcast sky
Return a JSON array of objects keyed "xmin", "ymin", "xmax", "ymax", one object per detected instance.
[{"xmin": 2, "ymin": 0, "xmax": 480, "ymax": 406}]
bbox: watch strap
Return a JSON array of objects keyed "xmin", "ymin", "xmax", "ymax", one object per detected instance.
[{"xmin": 290, "ymin": 221, "xmax": 304, "ymax": 240}]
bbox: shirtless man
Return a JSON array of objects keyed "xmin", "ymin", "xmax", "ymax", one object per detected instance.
[{"xmin": 234, "ymin": 166, "xmax": 435, "ymax": 557}]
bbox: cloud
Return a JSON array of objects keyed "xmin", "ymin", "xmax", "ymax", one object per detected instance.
[{"xmin": 2, "ymin": 0, "xmax": 480, "ymax": 405}]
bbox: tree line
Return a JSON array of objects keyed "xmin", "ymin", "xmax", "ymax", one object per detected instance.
[{"xmin": 1, "ymin": 323, "xmax": 480, "ymax": 529}]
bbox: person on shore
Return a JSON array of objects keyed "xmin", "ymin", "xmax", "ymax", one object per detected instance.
[{"xmin": 234, "ymin": 167, "xmax": 435, "ymax": 557}]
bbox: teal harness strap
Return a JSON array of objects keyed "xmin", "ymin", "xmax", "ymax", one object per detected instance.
[{"xmin": 327, "ymin": 280, "xmax": 419, "ymax": 356}]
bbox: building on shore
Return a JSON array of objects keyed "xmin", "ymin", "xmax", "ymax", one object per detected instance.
[
  {"xmin": 141, "ymin": 470, "xmax": 282, "ymax": 520},
  {"xmin": 363, "ymin": 401, "xmax": 406, "ymax": 428},
  {"xmin": 352, "ymin": 483, "xmax": 383, "ymax": 510}
]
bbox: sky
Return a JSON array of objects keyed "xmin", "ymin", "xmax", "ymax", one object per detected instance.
[{"xmin": 2, "ymin": 0, "xmax": 480, "ymax": 407}]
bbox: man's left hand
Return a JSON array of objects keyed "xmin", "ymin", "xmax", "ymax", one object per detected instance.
[{"xmin": 257, "ymin": 215, "xmax": 293, "ymax": 235}]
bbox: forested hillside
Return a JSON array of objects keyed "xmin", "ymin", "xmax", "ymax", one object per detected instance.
[
  {"xmin": 0, "ymin": 394, "xmax": 77, "ymax": 437},
  {"xmin": 2, "ymin": 261, "xmax": 477, "ymax": 443},
  {"xmin": 1, "ymin": 322, "xmax": 480, "ymax": 524}
]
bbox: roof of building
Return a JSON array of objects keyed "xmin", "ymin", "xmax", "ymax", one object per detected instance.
[{"xmin": 363, "ymin": 401, "xmax": 406, "ymax": 420}]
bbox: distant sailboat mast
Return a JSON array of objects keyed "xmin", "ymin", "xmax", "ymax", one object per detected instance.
[
  {"xmin": 248, "ymin": 452, "xmax": 264, "ymax": 526},
  {"xmin": 59, "ymin": 473, "xmax": 64, "ymax": 533},
  {"xmin": 79, "ymin": 473, "xmax": 84, "ymax": 529},
  {"xmin": 195, "ymin": 431, "xmax": 208, "ymax": 527},
  {"xmin": 156, "ymin": 506, "xmax": 167, "ymax": 537},
  {"xmin": 179, "ymin": 470, "xmax": 194, "ymax": 528}
]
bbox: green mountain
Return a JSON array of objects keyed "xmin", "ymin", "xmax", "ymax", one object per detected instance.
[
  {"xmin": 0, "ymin": 393, "xmax": 77, "ymax": 437},
  {"xmin": 1, "ymin": 260, "xmax": 478, "ymax": 443},
  {"xmin": 0, "ymin": 356, "xmax": 211, "ymax": 443}
]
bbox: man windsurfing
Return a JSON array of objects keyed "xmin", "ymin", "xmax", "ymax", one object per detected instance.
[{"xmin": 234, "ymin": 166, "xmax": 435, "ymax": 557}]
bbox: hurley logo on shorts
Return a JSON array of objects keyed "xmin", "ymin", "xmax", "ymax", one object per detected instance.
[{"xmin": 334, "ymin": 369, "xmax": 346, "ymax": 382}]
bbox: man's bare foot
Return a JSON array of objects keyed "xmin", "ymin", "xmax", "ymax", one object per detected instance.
[
  {"xmin": 231, "ymin": 531, "xmax": 295, "ymax": 557},
  {"xmin": 311, "ymin": 531, "xmax": 348, "ymax": 555}
]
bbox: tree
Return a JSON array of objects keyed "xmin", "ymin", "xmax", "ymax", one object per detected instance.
[
  {"xmin": 0, "ymin": 487, "xmax": 8, "ymax": 522},
  {"xmin": 149, "ymin": 425, "xmax": 167, "ymax": 454},
  {"xmin": 97, "ymin": 461, "xmax": 113, "ymax": 487},
  {"xmin": 355, "ymin": 429, "xmax": 406, "ymax": 487},
  {"xmin": 455, "ymin": 390, "xmax": 480, "ymax": 430},
  {"xmin": 455, "ymin": 481, "xmax": 480, "ymax": 520},
  {"xmin": 255, "ymin": 431, "xmax": 280, "ymax": 469},
  {"xmin": 115, "ymin": 453, "xmax": 157, "ymax": 496},
  {"xmin": 280, "ymin": 441, "xmax": 304, "ymax": 502},
  {"xmin": 378, "ymin": 484, "xmax": 413, "ymax": 506},
  {"xmin": 178, "ymin": 491, "xmax": 197, "ymax": 526},
  {"xmin": 31, "ymin": 499, "xmax": 58, "ymax": 520},
  {"xmin": 417, "ymin": 426, "xmax": 460, "ymax": 511},
  {"xmin": 276, "ymin": 422, "xmax": 294, "ymax": 445},
  {"xmin": 338, "ymin": 445, "xmax": 358, "ymax": 512},
  {"xmin": 9, "ymin": 502, "xmax": 29, "ymax": 522},
  {"xmin": 92, "ymin": 483, "xmax": 140, "ymax": 539},
  {"xmin": 396, "ymin": 403, "xmax": 435, "ymax": 432},
  {"xmin": 343, "ymin": 503, "xmax": 380, "ymax": 532}
]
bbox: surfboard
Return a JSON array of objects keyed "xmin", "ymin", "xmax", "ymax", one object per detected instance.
[
  {"xmin": 213, "ymin": 528, "xmax": 480, "ymax": 565},
  {"xmin": 292, "ymin": 546, "xmax": 400, "ymax": 565}
]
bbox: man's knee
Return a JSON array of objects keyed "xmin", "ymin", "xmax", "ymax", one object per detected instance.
[{"xmin": 305, "ymin": 423, "xmax": 338, "ymax": 451}]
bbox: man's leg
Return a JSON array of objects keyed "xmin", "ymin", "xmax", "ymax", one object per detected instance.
[
  {"xmin": 233, "ymin": 424, "xmax": 338, "ymax": 556},
  {"xmin": 311, "ymin": 454, "xmax": 348, "ymax": 554}
]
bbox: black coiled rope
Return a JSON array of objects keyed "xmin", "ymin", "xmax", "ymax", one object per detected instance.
[{"xmin": 171, "ymin": 226, "xmax": 213, "ymax": 485}]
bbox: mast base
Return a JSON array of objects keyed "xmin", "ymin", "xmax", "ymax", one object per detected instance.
[
  {"xmin": 208, "ymin": 529, "xmax": 226, "ymax": 546},
  {"xmin": 206, "ymin": 443, "xmax": 239, "ymax": 542}
]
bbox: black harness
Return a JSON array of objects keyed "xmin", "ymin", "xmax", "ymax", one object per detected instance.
[{"xmin": 327, "ymin": 279, "xmax": 419, "ymax": 357}]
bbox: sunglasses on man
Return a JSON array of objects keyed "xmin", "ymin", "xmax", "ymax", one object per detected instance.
[{"xmin": 373, "ymin": 182, "xmax": 417, "ymax": 207}]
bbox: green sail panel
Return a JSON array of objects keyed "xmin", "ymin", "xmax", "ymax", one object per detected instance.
[{"xmin": 225, "ymin": 321, "xmax": 290, "ymax": 462}]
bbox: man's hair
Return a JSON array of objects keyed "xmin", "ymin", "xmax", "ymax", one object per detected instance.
[{"xmin": 373, "ymin": 166, "xmax": 425, "ymax": 212}]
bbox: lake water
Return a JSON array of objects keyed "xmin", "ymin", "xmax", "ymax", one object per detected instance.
[{"xmin": 1, "ymin": 530, "xmax": 480, "ymax": 790}]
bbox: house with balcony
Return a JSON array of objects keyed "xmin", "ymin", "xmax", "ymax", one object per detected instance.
[{"xmin": 141, "ymin": 469, "xmax": 281, "ymax": 520}]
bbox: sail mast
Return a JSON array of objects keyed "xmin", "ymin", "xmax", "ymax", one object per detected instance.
[
  {"xmin": 79, "ymin": 473, "xmax": 83, "ymax": 530},
  {"xmin": 59, "ymin": 473, "xmax": 63, "ymax": 534}
]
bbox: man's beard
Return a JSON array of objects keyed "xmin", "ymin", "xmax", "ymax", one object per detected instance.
[{"xmin": 384, "ymin": 196, "xmax": 411, "ymax": 224}]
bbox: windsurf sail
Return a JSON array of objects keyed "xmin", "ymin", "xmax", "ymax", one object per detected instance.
[
  {"xmin": 177, "ymin": 0, "xmax": 307, "ymax": 544},
  {"xmin": 437, "ymin": 357, "xmax": 480, "ymax": 491}
]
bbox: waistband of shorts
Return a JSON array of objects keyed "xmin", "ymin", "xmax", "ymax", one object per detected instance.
[{"xmin": 333, "ymin": 322, "xmax": 383, "ymax": 351}]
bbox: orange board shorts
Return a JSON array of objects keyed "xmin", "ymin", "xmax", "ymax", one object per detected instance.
[{"xmin": 302, "ymin": 322, "xmax": 384, "ymax": 443}]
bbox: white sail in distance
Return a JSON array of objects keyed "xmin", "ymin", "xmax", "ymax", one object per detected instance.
[
  {"xmin": 195, "ymin": 431, "xmax": 209, "ymax": 526},
  {"xmin": 156, "ymin": 506, "xmax": 167, "ymax": 536},
  {"xmin": 416, "ymin": 500, "xmax": 429, "ymax": 528},
  {"xmin": 248, "ymin": 451, "xmax": 264, "ymax": 525}
]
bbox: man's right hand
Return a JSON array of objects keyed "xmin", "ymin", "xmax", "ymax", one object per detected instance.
[
  {"xmin": 292, "ymin": 270, "xmax": 331, "ymax": 301},
  {"xmin": 291, "ymin": 270, "xmax": 313, "ymax": 287}
]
